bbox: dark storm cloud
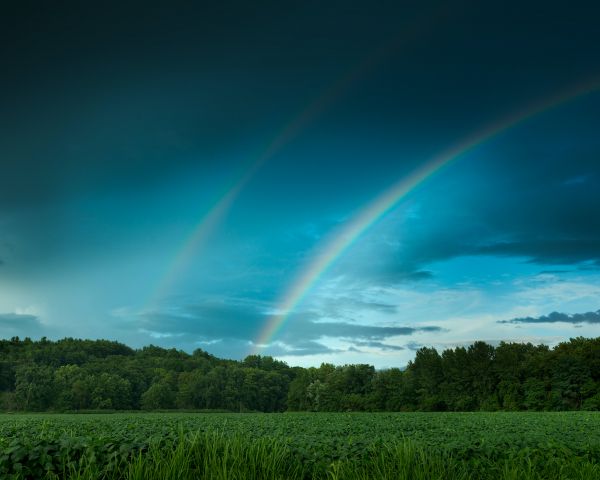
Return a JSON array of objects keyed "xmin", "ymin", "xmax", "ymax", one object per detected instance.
[
  {"xmin": 498, "ymin": 310, "xmax": 600, "ymax": 325},
  {"xmin": 1, "ymin": 0, "xmax": 598, "ymax": 278},
  {"xmin": 480, "ymin": 149, "xmax": 600, "ymax": 266},
  {"xmin": 0, "ymin": 1, "xmax": 449, "ymax": 210},
  {"xmin": 470, "ymin": 178, "xmax": 600, "ymax": 266},
  {"xmin": 360, "ymin": 143, "xmax": 600, "ymax": 280},
  {"xmin": 0, "ymin": 313, "xmax": 44, "ymax": 337},
  {"xmin": 134, "ymin": 297, "xmax": 440, "ymax": 357},
  {"xmin": 2, "ymin": 0, "xmax": 600, "ymax": 363},
  {"xmin": 2, "ymin": 1, "xmax": 599, "ymax": 209},
  {"xmin": 0, "ymin": 1, "xmax": 474, "ymax": 279}
]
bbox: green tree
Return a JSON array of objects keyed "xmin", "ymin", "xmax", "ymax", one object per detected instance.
[
  {"xmin": 410, "ymin": 347, "xmax": 446, "ymax": 411},
  {"xmin": 287, "ymin": 368, "xmax": 315, "ymax": 411},
  {"xmin": 14, "ymin": 364, "xmax": 55, "ymax": 411},
  {"xmin": 440, "ymin": 347, "xmax": 475, "ymax": 411},
  {"xmin": 550, "ymin": 354, "xmax": 591, "ymax": 410},
  {"xmin": 90, "ymin": 373, "xmax": 132, "ymax": 409},
  {"xmin": 53, "ymin": 364, "xmax": 87, "ymax": 410},
  {"xmin": 141, "ymin": 380, "xmax": 176, "ymax": 409}
]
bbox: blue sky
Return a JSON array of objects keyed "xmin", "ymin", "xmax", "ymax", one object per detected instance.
[{"xmin": 1, "ymin": 1, "xmax": 599, "ymax": 367}]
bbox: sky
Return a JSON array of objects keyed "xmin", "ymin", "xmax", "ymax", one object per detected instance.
[{"xmin": 1, "ymin": 1, "xmax": 599, "ymax": 367}]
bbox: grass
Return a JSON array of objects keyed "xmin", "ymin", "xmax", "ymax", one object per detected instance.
[
  {"xmin": 2, "ymin": 412, "xmax": 599, "ymax": 479},
  {"xmin": 20, "ymin": 431, "xmax": 600, "ymax": 480},
  {"xmin": 40, "ymin": 431, "xmax": 302, "ymax": 480}
]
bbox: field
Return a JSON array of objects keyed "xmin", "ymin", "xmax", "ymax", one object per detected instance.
[{"xmin": 1, "ymin": 412, "xmax": 599, "ymax": 479}]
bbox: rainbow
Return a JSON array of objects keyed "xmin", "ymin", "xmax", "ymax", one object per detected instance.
[
  {"xmin": 253, "ymin": 79, "xmax": 600, "ymax": 353},
  {"xmin": 146, "ymin": 12, "xmax": 449, "ymax": 307},
  {"xmin": 147, "ymin": 53, "xmax": 387, "ymax": 306}
]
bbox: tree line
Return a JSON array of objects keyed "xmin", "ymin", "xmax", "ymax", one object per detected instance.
[{"xmin": 0, "ymin": 336, "xmax": 598, "ymax": 412}]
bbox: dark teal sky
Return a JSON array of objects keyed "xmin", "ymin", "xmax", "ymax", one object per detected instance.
[{"xmin": 1, "ymin": 1, "xmax": 599, "ymax": 366}]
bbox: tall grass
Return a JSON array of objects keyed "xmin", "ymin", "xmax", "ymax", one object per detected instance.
[
  {"xmin": 126, "ymin": 431, "xmax": 304, "ymax": 480},
  {"xmin": 327, "ymin": 442, "xmax": 600, "ymax": 480},
  {"xmin": 22, "ymin": 431, "xmax": 600, "ymax": 480},
  {"xmin": 326, "ymin": 441, "xmax": 470, "ymax": 480},
  {"xmin": 42, "ymin": 431, "xmax": 304, "ymax": 480}
]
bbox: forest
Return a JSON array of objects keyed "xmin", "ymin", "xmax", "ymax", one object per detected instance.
[{"xmin": 0, "ymin": 336, "xmax": 598, "ymax": 412}]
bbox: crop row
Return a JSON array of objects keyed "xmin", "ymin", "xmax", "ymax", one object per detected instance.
[{"xmin": 0, "ymin": 412, "xmax": 599, "ymax": 479}]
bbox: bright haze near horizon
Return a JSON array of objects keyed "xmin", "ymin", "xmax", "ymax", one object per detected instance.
[{"xmin": 1, "ymin": 1, "xmax": 600, "ymax": 368}]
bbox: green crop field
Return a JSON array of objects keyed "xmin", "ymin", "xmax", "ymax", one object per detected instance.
[{"xmin": 1, "ymin": 412, "xmax": 599, "ymax": 479}]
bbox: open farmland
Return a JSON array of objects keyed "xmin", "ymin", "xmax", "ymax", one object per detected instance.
[{"xmin": 1, "ymin": 412, "xmax": 599, "ymax": 479}]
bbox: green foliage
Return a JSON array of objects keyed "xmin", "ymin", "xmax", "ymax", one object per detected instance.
[
  {"xmin": 14, "ymin": 364, "xmax": 55, "ymax": 411},
  {"xmin": 0, "ymin": 412, "xmax": 599, "ymax": 479},
  {"xmin": 0, "ymin": 336, "xmax": 600, "ymax": 413},
  {"xmin": 141, "ymin": 382, "xmax": 175, "ymax": 410}
]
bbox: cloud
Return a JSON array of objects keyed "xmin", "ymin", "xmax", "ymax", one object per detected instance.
[
  {"xmin": 404, "ymin": 341, "xmax": 424, "ymax": 351},
  {"xmin": 564, "ymin": 174, "xmax": 592, "ymax": 186},
  {"xmin": 402, "ymin": 270, "xmax": 434, "ymax": 281},
  {"xmin": 280, "ymin": 319, "xmax": 441, "ymax": 343},
  {"xmin": 301, "ymin": 295, "xmax": 399, "ymax": 320},
  {"xmin": 262, "ymin": 340, "xmax": 344, "ymax": 357},
  {"xmin": 364, "ymin": 267, "xmax": 435, "ymax": 285},
  {"xmin": 343, "ymin": 148, "xmax": 600, "ymax": 282},
  {"xmin": 538, "ymin": 269, "xmax": 574, "ymax": 274},
  {"xmin": 0, "ymin": 312, "xmax": 44, "ymax": 336},
  {"xmin": 0, "ymin": 313, "xmax": 39, "ymax": 324},
  {"xmin": 475, "ymin": 239, "xmax": 600, "ymax": 266},
  {"xmin": 351, "ymin": 340, "xmax": 404, "ymax": 351},
  {"xmin": 498, "ymin": 309, "xmax": 600, "ymax": 325},
  {"xmin": 132, "ymin": 295, "xmax": 441, "ymax": 358},
  {"xmin": 511, "ymin": 280, "xmax": 600, "ymax": 306}
]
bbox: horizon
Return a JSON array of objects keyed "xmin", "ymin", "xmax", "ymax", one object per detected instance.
[{"xmin": 1, "ymin": 1, "xmax": 600, "ymax": 368}]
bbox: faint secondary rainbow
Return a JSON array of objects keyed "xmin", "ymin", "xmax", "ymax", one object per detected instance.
[
  {"xmin": 147, "ymin": 48, "xmax": 394, "ymax": 307},
  {"xmin": 147, "ymin": 123, "xmax": 311, "ymax": 306},
  {"xmin": 147, "ymin": 16, "xmax": 446, "ymax": 307},
  {"xmin": 253, "ymin": 78, "xmax": 600, "ymax": 352}
]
